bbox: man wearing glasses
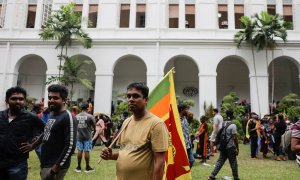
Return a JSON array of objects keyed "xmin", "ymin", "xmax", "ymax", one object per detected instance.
[
  {"xmin": 0, "ymin": 86, "xmax": 44, "ymax": 180},
  {"xmin": 101, "ymin": 82, "xmax": 169, "ymax": 180}
]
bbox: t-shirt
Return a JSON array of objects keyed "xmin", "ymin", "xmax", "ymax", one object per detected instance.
[
  {"xmin": 41, "ymin": 110, "xmax": 77, "ymax": 169},
  {"xmin": 291, "ymin": 120, "xmax": 300, "ymax": 167},
  {"xmin": 248, "ymin": 120, "xmax": 258, "ymax": 137},
  {"xmin": 76, "ymin": 111, "xmax": 95, "ymax": 141},
  {"xmin": 223, "ymin": 121, "xmax": 237, "ymax": 149},
  {"xmin": 116, "ymin": 112, "xmax": 168, "ymax": 180},
  {"xmin": 211, "ymin": 114, "xmax": 223, "ymax": 140}
]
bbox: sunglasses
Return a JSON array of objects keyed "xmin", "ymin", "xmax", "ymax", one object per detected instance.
[{"xmin": 10, "ymin": 97, "xmax": 25, "ymax": 101}]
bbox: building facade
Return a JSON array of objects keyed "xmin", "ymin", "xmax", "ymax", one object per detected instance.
[{"xmin": 0, "ymin": 0, "xmax": 299, "ymax": 117}]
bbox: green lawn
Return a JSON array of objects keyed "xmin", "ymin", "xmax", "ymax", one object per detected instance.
[{"xmin": 28, "ymin": 144, "xmax": 300, "ymax": 180}]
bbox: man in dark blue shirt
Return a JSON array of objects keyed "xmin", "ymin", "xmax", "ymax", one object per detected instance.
[{"xmin": 0, "ymin": 86, "xmax": 44, "ymax": 180}]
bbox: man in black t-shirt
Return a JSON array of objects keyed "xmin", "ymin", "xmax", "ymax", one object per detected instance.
[
  {"xmin": 0, "ymin": 86, "xmax": 44, "ymax": 180},
  {"xmin": 40, "ymin": 84, "xmax": 77, "ymax": 180}
]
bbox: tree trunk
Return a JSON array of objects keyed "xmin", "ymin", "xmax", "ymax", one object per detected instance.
[{"xmin": 252, "ymin": 45, "xmax": 261, "ymax": 116}]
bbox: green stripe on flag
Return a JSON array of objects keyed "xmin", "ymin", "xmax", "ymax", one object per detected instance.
[{"xmin": 147, "ymin": 74, "xmax": 170, "ymax": 110}]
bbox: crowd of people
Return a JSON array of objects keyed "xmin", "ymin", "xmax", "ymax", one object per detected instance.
[{"xmin": 0, "ymin": 83, "xmax": 299, "ymax": 180}]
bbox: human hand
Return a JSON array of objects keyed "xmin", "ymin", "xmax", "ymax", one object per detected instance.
[
  {"xmin": 20, "ymin": 142, "xmax": 34, "ymax": 153},
  {"xmin": 43, "ymin": 169, "xmax": 55, "ymax": 180},
  {"xmin": 100, "ymin": 147, "xmax": 112, "ymax": 160}
]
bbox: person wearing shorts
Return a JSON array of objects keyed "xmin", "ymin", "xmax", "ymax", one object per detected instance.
[{"xmin": 75, "ymin": 103, "xmax": 95, "ymax": 173}]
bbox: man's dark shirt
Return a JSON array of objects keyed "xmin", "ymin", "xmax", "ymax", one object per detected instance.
[
  {"xmin": 274, "ymin": 119, "xmax": 287, "ymax": 137},
  {"xmin": 248, "ymin": 120, "xmax": 258, "ymax": 137},
  {"xmin": 41, "ymin": 110, "xmax": 77, "ymax": 169},
  {"xmin": 0, "ymin": 109, "xmax": 44, "ymax": 168}
]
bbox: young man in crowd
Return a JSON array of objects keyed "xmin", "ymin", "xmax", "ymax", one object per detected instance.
[
  {"xmin": 40, "ymin": 84, "xmax": 77, "ymax": 180},
  {"xmin": 0, "ymin": 86, "xmax": 44, "ymax": 180},
  {"xmin": 75, "ymin": 102, "xmax": 95, "ymax": 173},
  {"xmin": 210, "ymin": 108, "xmax": 223, "ymax": 156},
  {"xmin": 101, "ymin": 82, "xmax": 168, "ymax": 180},
  {"xmin": 178, "ymin": 104, "xmax": 195, "ymax": 168},
  {"xmin": 208, "ymin": 110, "xmax": 240, "ymax": 180}
]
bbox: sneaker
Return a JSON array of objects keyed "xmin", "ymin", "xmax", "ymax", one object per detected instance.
[
  {"xmin": 84, "ymin": 166, "xmax": 95, "ymax": 173},
  {"xmin": 75, "ymin": 167, "xmax": 81, "ymax": 173}
]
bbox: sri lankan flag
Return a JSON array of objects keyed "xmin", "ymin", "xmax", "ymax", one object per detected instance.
[{"xmin": 147, "ymin": 69, "xmax": 192, "ymax": 180}]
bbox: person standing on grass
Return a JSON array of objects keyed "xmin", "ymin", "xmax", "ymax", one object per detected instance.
[
  {"xmin": 208, "ymin": 110, "xmax": 240, "ymax": 180},
  {"xmin": 40, "ymin": 84, "xmax": 77, "ymax": 180},
  {"xmin": 274, "ymin": 114, "xmax": 287, "ymax": 161},
  {"xmin": 197, "ymin": 115, "xmax": 208, "ymax": 164},
  {"xmin": 291, "ymin": 117, "xmax": 300, "ymax": 166},
  {"xmin": 178, "ymin": 104, "xmax": 195, "ymax": 168},
  {"xmin": 75, "ymin": 103, "xmax": 96, "ymax": 173},
  {"xmin": 101, "ymin": 82, "xmax": 168, "ymax": 180},
  {"xmin": 248, "ymin": 115, "xmax": 259, "ymax": 159},
  {"xmin": 210, "ymin": 108, "xmax": 223, "ymax": 156},
  {"xmin": 0, "ymin": 86, "xmax": 44, "ymax": 180}
]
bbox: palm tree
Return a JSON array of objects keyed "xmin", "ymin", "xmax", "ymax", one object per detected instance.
[
  {"xmin": 61, "ymin": 55, "xmax": 94, "ymax": 103},
  {"xmin": 39, "ymin": 3, "xmax": 92, "ymax": 82},
  {"xmin": 234, "ymin": 16, "xmax": 261, "ymax": 115},
  {"xmin": 252, "ymin": 11, "xmax": 291, "ymax": 108},
  {"xmin": 234, "ymin": 11, "xmax": 291, "ymax": 114}
]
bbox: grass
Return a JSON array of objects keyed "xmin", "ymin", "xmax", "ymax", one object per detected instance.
[{"xmin": 27, "ymin": 144, "xmax": 300, "ymax": 180}]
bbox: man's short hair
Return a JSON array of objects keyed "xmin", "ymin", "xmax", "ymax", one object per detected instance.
[
  {"xmin": 81, "ymin": 102, "xmax": 89, "ymax": 110},
  {"xmin": 127, "ymin": 82, "xmax": 149, "ymax": 98},
  {"xmin": 178, "ymin": 104, "xmax": 189, "ymax": 113},
  {"xmin": 5, "ymin": 86, "xmax": 27, "ymax": 102},
  {"xmin": 48, "ymin": 84, "xmax": 68, "ymax": 100},
  {"xmin": 213, "ymin": 108, "xmax": 218, "ymax": 113},
  {"xmin": 278, "ymin": 114, "xmax": 284, "ymax": 120}
]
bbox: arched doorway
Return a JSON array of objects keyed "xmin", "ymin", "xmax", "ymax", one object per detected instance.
[
  {"xmin": 217, "ymin": 56, "xmax": 250, "ymax": 109},
  {"xmin": 112, "ymin": 55, "xmax": 147, "ymax": 112},
  {"xmin": 268, "ymin": 56, "xmax": 300, "ymax": 102},
  {"xmin": 17, "ymin": 54, "xmax": 47, "ymax": 102},
  {"xmin": 67, "ymin": 54, "xmax": 96, "ymax": 103},
  {"xmin": 164, "ymin": 55, "xmax": 199, "ymax": 117}
]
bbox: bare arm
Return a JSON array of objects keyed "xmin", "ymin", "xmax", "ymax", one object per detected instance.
[
  {"xmin": 213, "ymin": 123, "xmax": 218, "ymax": 135},
  {"xmin": 291, "ymin": 137, "xmax": 300, "ymax": 153},
  {"xmin": 152, "ymin": 151, "xmax": 166, "ymax": 180}
]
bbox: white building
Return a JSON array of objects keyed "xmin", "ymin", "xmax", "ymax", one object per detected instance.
[{"xmin": 0, "ymin": 0, "xmax": 299, "ymax": 117}]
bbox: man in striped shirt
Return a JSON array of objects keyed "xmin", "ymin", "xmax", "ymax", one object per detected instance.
[{"xmin": 40, "ymin": 84, "xmax": 77, "ymax": 180}]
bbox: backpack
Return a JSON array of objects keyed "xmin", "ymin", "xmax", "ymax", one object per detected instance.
[
  {"xmin": 215, "ymin": 121, "xmax": 232, "ymax": 151},
  {"xmin": 282, "ymin": 122, "xmax": 300, "ymax": 156}
]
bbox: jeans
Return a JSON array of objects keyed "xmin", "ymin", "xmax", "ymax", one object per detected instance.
[
  {"xmin": 0, "ymin": 160, "xmax": 28, "ymax": 180},
  {"xmin": 187, "ymin": 147, "xmax": 195, "ymax": 168}
]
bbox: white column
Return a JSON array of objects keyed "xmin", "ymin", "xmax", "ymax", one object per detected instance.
[
  {"xmin": 81, "ymin": 0, "xmax": 89, "ymax": 28},
  {"xmin": 129, "ymin": 0, "xmax": 136, "ymax": 28},
  {"xmin": 199, "ymin": 73, "xmax": 217, "ymax": 116},
  {"xmin": 178, "ymin": 0, "xmax": 185, "ymax": 29},
  {"xmin": 197, "ymin": 0, "xmax": 218, "ymax": 29},
  {"xmin": 276, "ymin": 0, "xmax": 283, "ymax": 15},
  {"xmin": 249, "ymin": 74, "xmax": 269, "ymax": 116},
  {"xmin": 293, "ymin": 0, "xmax": 300, "ymax": 30},
  {"xmin": 97, "ymin": 0, "xmax": 119, "ymax": 28},
  {"xmin": 94, "ymin": 72, "xmax": 113, "ymax": 115},
  {"xmin": 159, "ymin": 0, "xmax": 168, "ymax": 29},
  {"xmin": 228, "ymin": 0, "xmax": 235, "ymax": 30},
  {"xmin": 147, "ymin": 0, "xmax": 159, "ymax": 28},
  {"xmin": 34, "ymin": 0, "xmax": 43, "ymax": 29}
]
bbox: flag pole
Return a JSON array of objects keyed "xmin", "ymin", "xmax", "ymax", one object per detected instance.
[{"xmin": 97, "ymin": 118, "xmax": 132, "ymax": 164}]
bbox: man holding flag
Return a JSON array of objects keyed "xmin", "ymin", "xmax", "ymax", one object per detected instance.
[{"xmin": 101, "ymin": 82, "xmax": 169, "ymax": 180}]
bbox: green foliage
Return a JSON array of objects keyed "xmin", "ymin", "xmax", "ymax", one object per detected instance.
[
  {"xmin": 221, "ymin": 92, "xmax": 245, "ymax": 119},
  {"xmin": 40, "ymin": 2, "xmax": 92, "ymax": 81},
  {"xmin": 179, "ymin": 99, "xmax": 195, "ymax": 107},
  {"xmin": 25, "ymin": 96, "xmax": 37, "ymax": 111},
  {"xmin": 189, "ymin": 118, "xmax": 200, "ymax": 135},
  {"xmin": 111, "ymin": 101, "xmax": 129, "ymax": 124},
  {"xmin": 203, "ymin": 101, "xmax": 214, "ymax": 119},
  {"xmin": 277, "ymin": 93, "xmax": 300, "ymax": 121}
]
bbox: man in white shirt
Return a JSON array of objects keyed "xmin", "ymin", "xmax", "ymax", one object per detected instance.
[{"xmin": 210, "ymin": 108, "xmax": 223, "ymax": 156}]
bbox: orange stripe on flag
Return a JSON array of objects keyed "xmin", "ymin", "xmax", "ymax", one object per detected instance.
[{"xmin": 149, "ymin": 93, "xmax": 170, "ymax": 118}]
